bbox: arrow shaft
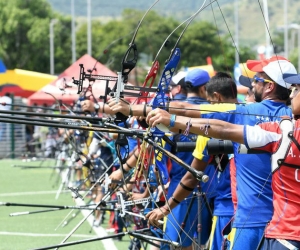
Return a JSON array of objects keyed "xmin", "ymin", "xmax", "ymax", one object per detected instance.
[
  {"xmin": 0, "ymin": 116, "xmax": 144, "ymax": 136},
  {"xmin": 1, "ymin": 202, "xmax": 113, "ymax": 211},
  {"xmin": 0, "ymin": 109, "xmax": 103, "ymax": 122},
  {"xmin": 32, "ymin": 228, "xmax": 151, "ymax": 250}
]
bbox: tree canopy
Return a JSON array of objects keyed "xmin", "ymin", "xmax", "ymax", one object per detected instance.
[
  {"xmin": 0, "ymin": 0, "xmax": 257, "ymax": 78},
  {"xmin": 0, "ymin": 0, "xmax": 73, "ymax": 73}
]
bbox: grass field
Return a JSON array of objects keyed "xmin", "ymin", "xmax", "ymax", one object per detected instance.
[{"xmin": 0, "ymin": 159, "xmax": 132, "ymax": 250}]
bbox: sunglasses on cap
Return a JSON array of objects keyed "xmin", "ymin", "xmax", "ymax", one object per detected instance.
[{"xmin": 253, "ymin": 75, "xmax": 274, "ymax": 84}]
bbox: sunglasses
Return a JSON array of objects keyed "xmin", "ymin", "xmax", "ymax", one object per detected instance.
[{"xmin": 253, "ymin": 75, "xmax": 273, "ymax": 84}]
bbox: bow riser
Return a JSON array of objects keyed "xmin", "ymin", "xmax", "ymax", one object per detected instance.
[{"xmin": 150, "ymin": 48, "xmax": 181, "ymax": 184}]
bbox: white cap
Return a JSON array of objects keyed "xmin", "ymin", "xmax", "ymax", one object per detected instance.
[
  {"xmin": 263, "ymin": 60, "xmax": 297, "ymax": 89},
  {"xmin": 171, "ymin": 71, "xmax": 187, "ymax": 85},
  {"xmin": 246, "ymin": 56, "xmax": 297, "ymax": 89}
]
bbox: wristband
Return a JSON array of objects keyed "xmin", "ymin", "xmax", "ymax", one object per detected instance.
[
  {"xmin": 123, "ymin": 162, "xmax": 133, "ymax": 174},
  {"xmin": 161, "ymin": 205, "xmax": 170, "ymax": 212},
  {"xmin": 102, "ymin": 103, "xmax": 105, "ymax": 113},
  {"xmin": 168, "ymin": 114, "xmax": 176, "ymax": 128},
  {"xmin": 143, "ymin": 103, "xmax": 147, "ymax": 117},
  {"xmin": 126, "ymin": 162, "xmax": 134, "ymax": 169},
  {"xmin": 94, "ymin": 103, "xmax": 100, "ymax": 113},
  {"xmin": 180, "ymin": 182, "xmax": 194, "ymax": 192},
  {"xmin": 171, "ymin": 196, "xmax": 180, "ymax": 204},
  {"xmin": 166, "ymin": 100, "xmax": 170, "ymax": 112},
  {"xmin": 129, "ymin": 105, "xmax": 133, "ymax": 117}
]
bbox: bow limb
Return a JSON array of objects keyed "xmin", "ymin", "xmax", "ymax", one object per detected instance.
[
  {"xmin": 136, "ymin": 60, "xmax": 160, "ymax": 106},
  {"xmin": 122, "ymin": 4, "xmax": 209, "ymax": 243},
  {"xmin": 147, "ymin": 49, "xmax": 181, "ymax": 186},
  {"xmin": 120, "ymin": 0, "xmax": 161, "ymax": 83},
  {"xmin": 135, "ymin": 60, "xmax": 160, "ymax": 128},
  {"xmin": 54, "ymin": 163, "xmax": 134, "ymax": 249},
  {"xmin": 110, "ymin": 0, "xmax": 161, "ymax": 100},
  {"xmin": 110, "ymin": 1, "xmax": 163, "ymax": 168},
  {"xmin": 146, "ymin": 1, "xmax": 213, "ymax": 186},
  {"xmin": 133, "ymin": 4, "xmax": 214, "ymax": 233}
]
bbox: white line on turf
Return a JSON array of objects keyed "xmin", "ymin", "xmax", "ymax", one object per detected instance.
[
  {"xmin": 0, "ymin": 190, "xmax": 68, "ymax": 197},
  {"xmin": 55, "ymin": 167, "xmax": 117, "ymax": 250},
  {"xmin": 75, "ymin": 198, "xmax": 118, "ymax": 250},
  {"xmin": 0, "ymin": 232, "xmax": 97, "ymax": 238}
]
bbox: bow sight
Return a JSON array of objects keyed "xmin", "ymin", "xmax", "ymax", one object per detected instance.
[{"xmin": 72, "ymin": 64, "xmax": 118, "ymax": 99}]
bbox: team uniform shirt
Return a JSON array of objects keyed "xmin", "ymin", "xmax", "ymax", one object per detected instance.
[
  {"xmin": 168, "ymin": 96, "xmax": 209, "ymax": 195},
  {"xmin": 193, "ymin": 136, "xmax": 217, "ymax": 244},
  {"xmin": 114, "ymin": 118, "xmax": 138, "ymax": 167},
  {"xmin": 193, "ymin": 136, "xmax": 233, "ymax": 216},
  {"xmin": 165, "ymin": 96, "xmax": 210, "ymax": 247},
  {"xmin": 213, "ymin": 163, "xmax": 233, "ymax": 216},
  {"xmin": 168, "ymin": 133, "xmax": 196, "ymax": 193},
  {"xmin": 193, "ymin": 136, "xmax": 218, "ymax": 201},
  {"xmin": 173, "ymin": 93, "xmax": 187, "ymax": 101},
  {"xmin": 94, "ymin": 146, "xmax": 114, "ymax": 177},
  {"xmin": 244, "ymin": 120, "xmax": 300, "ymax": 241},
  {"xmin": 200, "ymin": 100, "xmax": 292, "ymax": 228},
  {"xmin": 193, "ymin": 135, "xmax": 233, "ymax": 250}
]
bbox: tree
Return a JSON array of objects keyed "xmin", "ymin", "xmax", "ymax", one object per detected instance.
[
  {"xmin": 0, "ymin": 0, "xmax": 72, "ymax": 74},
  {"xmin": 0, "ymin": 3, "xmax": 255, "ymax": 77}
]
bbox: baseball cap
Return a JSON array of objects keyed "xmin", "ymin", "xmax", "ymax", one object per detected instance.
[
  {"xmin": 282, "ymin": 73, "xmax": 300, "ymax": 84},
  {"xmin": 246, "ymin": 56, "xmax": 297, "ymax": 89},
  {"xmin": 239, "ymin": 75, "xmax": 253, "ymax": 89},
  {"xmin": 185, "ymin": 69, "xmax": 210, "ymax": 87},
  {"xmin": 171, "ymin": 71, "xmax": 187, "ymax": 85}
]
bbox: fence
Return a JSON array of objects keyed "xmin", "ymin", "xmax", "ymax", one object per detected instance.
[{"xmin": 0, "ymin": 97, "xmax": 26, "ymax": 159}]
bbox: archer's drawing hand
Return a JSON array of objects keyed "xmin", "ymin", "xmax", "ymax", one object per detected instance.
[
  {"xmin": 108, "ymin": 169, "xmax": 123, "ymax": 189},
  {"xmin": 156, "ymin": 185, "xmax": 164, "ymax": 200},
  {"xmin": 146, "ymin": 108, "xmax": 171, "ymax": 128},
  {"xmin": 131, "ymin": 192, "xmax": 147, "ymax": 201},
  {"xmin": 81, "ymin": 100, "xmax": 95, "ymax": 113},
  {"xmin": 108, "ymin": 98, "xmax": 130, "ymax": 116},
  {"xmin": 145, "ymin": 206, "xmax": 169, "ymax": 227}
]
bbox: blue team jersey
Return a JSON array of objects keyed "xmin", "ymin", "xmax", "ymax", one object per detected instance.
[
  {"xmin": 193, "ymin": 136, "xmax": 233, "ymax": 215},
  {"xmin": 168, "ymin": 133, "xmax": 196, "ymax": 197},
  {"xmin": 201, "ymin": 100, "xmax": 292, "ymax": 227},
  {"xmin": 173, "ymin": 93, "xmax": 187, "ymax": 101},
  {"xmin": 192, "ymin": 136, "xmax": 218, "ymax": 200},
  {"xmin": 114, "ymin": 118, "xmax": 138, "ymax": 167},
  {"xmin": 212, "ymin": 163, "xmax": 233, "ymax": 216},
  {"xmin": 165, "ymin": 96, "xmax": 210, "ymax": 247},
  {"xmin": 168, "ymin": 96, "xmax": 209, "ymax": 197}
]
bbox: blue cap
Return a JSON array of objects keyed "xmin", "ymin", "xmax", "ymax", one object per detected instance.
[
  {"xmin": 185, "ymin": 69, "xmax": 210, "ymax": 87},
  {"xmin": 283, "ymin": 73, "xmax": 300, "ymax": 84}
]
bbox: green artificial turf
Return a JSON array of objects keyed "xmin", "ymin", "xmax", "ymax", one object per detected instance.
[{"xmin": 0, "ymin": 159, "xmax": 135, "ymax": 250}]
